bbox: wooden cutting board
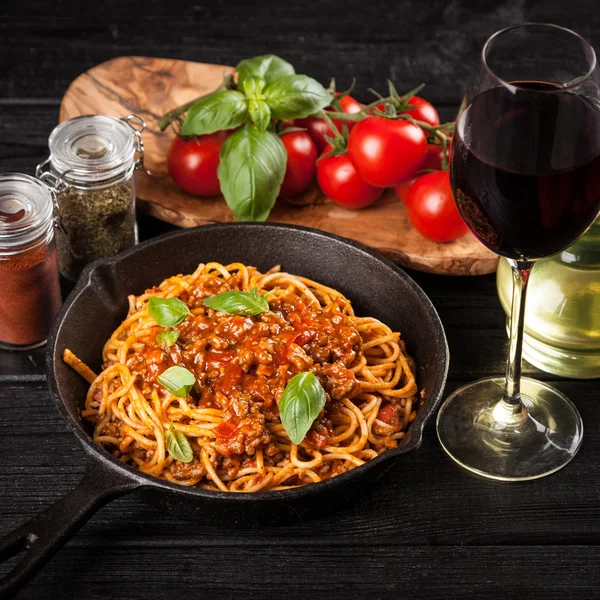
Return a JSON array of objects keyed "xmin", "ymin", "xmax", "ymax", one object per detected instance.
[{"xmin": 60, "ymin": 56, "xmax": 498, "ymax": 275}]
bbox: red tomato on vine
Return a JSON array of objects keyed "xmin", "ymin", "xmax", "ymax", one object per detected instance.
[
  {"xmin": 347, "ymin": 117, "xmax": 427, "ymax": 187},
  {"xmin": 279, "ymin": 130, "xmax": 318, "ymax": 198},
  {"xmin": 295, "ymin": 94, "xmax": 362, "ymax": 152},
  {"xmin": 167, "ymin": 131, "xmax": 230, "ymax": 196},
  {"xmin": 404, "ymin": 96, "xmax": 440, "ymax": 127},
  {"xmin": 317, "ymin": 146, "xmax": 383, "ymax": 209},
  {"xmin": 374, "ymin": 96, "xmax": 440, "ymax": 127},
  {"xmin": 406, "ymin": 171, "xmax": 468, "ymax": 242}
]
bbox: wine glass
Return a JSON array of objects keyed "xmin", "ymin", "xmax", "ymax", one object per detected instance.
[{"xmin": 437, "ymin": 23, "xmax": 600, "ymax": 480}]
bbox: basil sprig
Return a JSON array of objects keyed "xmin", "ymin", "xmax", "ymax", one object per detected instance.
[
  {"xmin": 148, "ymin": 297, "xmax": 190, "ymax": 327},
  {"xmin": 169, "ymin": 54, "xmax": 331, "ymax": 222},
  {"xmin": 180, "ymin": 90, "xmax": 248, "ymax": 137},
  {"xmin": 202, "ymin": 286, "xmax": 270, "ymax": 316},
  {"xmin": 164, "ymin": 424, "xmax": 193, "ymax": 463},
  {"xmin": 243, "ymin": 76, "xmax": 271, "ymax": 133},
  {"xmin": 218, "ymin": 125, "xmax": 287, "ymax": 221},
  {"xmin": 236, "ymin": 54, "xmax": 295, "ymax": 88},
  {"xmin": 156, "ymin": 330, "xmax": 179, "ymax": 349},
  {"xmin": 278, "ymin": 372, "xmax": 327, "ymax": 445},
  {"xmin": 264, "ymin": 75, "xmax": 334, "ymax": 120},
  {"xmin": 158, "ymin": 365, "xmax": 196, "ymax": 398}
]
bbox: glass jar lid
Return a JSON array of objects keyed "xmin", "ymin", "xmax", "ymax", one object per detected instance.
[
  {"xmin": 0, "ymin": 173, "xmax": 54, "ymax": 249},
  {"xmin": 48, "ymin": 115, "xmax": 135, "ymax": 185}
]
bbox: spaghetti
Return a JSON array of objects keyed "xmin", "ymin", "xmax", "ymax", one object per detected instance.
[{"xmin": 65, "ymin": 262, "xmax": 419, "ymax": 492}]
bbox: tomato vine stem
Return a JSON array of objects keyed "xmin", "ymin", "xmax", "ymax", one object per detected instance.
[{"xmin": 324, "ymin": 98, "xmax": 454, "ymax": 171}]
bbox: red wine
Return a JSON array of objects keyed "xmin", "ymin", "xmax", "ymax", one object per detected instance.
[{"xmin": 451, "ymin": 81, "xmax": 600, "ymax": 259}]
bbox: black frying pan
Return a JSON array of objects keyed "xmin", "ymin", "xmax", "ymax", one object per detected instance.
[{"xmin": 0, "ymin": 223, "xmax": 449, "ymax": 598}]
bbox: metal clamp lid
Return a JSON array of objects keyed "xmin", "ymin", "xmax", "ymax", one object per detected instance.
[
  {"xmin": 39, "ymin": 114, "xmax": 148, "ymax": 188},
  {"xmin": 35, "ymin": 167, "xmax": 68, "ymax": 235},
  {"xmin": 123, "ymin": 114, "xmax": 147, "ymax": 172},
  {"xmin": 0, "ymin": 173, "xmax": 57, "ymax": 249}
]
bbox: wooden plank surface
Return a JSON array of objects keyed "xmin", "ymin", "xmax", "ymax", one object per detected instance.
[
  {"xmin": 1, "ymin": 381, "xmax": 599, "ymax": 544},
  {"xmin": 1, "ymin": 381, "xmax": 599, "ymax": 599},
  {"xmin": 59, "ymin": 56, "xmax": 498, "ymax": 275},
  {"xmin": 6, "ymin": 546, "xmax": 600, "ymax": 600}
]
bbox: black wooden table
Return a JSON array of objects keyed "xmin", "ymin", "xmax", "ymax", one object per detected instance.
[{"xmin": 2, "ymin": 1, "xmax": 600, "ymax": 598}]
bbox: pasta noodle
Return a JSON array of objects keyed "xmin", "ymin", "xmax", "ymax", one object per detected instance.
[{"xmin": 65, "ymin": 262, "xmax": 419, "ymax": 492}]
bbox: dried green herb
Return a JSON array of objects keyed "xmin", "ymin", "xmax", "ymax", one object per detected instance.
[{"xmin": 56, "ymin": 178, "xmax": 136, "ymax": 281}]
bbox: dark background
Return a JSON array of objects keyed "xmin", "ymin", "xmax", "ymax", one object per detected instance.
[
  {"xmin": 3, "ymin": 0, "xmax": 600, "ymax": 175},
  {"xmin": 2, "ymin": 1, "xmax": 600, "ymax": 599}
]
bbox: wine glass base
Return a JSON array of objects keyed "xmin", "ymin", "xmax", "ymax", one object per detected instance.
[{"xmin": 436, "ymin": 377, "xmax": 583, "ymax": 481}]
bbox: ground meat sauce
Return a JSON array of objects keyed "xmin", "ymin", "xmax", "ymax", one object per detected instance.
[
  {"xmin": 126, "ymin": 271, "xmax": 362, "ymax": 468},
  {"xmin": 79, "ymin": 263, "xmax": 419, "ymax": 491}
]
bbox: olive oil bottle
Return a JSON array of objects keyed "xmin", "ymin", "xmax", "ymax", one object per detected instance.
[{"xmin": 497, "ymin": 217, "xmax": 600, "ymax": 378}]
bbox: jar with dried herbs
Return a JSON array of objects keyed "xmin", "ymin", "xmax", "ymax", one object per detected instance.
[{"xmin": 37, "ymin": 114, "xmax": 145, "ymax": 281}]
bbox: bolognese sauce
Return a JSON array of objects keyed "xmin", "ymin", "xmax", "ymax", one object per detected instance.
[{"xmin": 65, "ymin": 262, "xmax": 419, "ymax": 492}]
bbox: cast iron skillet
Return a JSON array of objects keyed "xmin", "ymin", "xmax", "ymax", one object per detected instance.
[{"xmin": 0, "ymin": 223, "xmax": 449, "ymax": 597}]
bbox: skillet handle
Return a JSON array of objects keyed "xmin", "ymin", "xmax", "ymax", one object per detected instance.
[{"xmin": 0, "ymin": 459, "xmax": 139, "ymax": 599}]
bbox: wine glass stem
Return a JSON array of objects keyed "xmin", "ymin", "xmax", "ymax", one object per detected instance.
[{"xmin": 497, "ymin": 259, "xmax": 534, "ymax": 423}]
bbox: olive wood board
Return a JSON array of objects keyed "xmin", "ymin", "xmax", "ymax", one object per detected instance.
[{"xmin": 59, "ymin": 56, "xmax": 498, "ymax": 275}]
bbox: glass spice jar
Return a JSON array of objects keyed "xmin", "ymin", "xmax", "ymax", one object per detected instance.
[
  {"xmin": 36, "ymin": 114, "xmax": 146, "ymax": 281},
  {"xmin": 0, "ymin": 173, "xmax": 62, "ymax": 350}
]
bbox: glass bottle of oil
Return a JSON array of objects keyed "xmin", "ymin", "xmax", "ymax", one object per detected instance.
[{"xmin": 497, "ymin": 217, "xmax": 600, "ymax": 379}]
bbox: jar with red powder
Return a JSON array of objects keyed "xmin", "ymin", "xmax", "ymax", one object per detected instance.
[{"xmin": 0, "ymin": 173, "xmax": 62, "ymax": 349}]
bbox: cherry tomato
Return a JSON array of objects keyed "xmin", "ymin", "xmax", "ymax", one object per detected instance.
[
  {"xmin": 295, "ymin": 94, "xmax": 361, "ymax": 153},
  {"xmin": 279, "ymin": 120, "xmax": 297, "ymax": 130},
  {"xmin": 214, "ymin": 421, "xmax": 238, "ymax": 438},
  {"xmin": 406, "ymin": 171, "xmax": 469, "ymax": 242},
  {"xmin": 405, "ymin": 96, "xmax": 440, "ymax": 127},
  {"xmin": 305, "ymin": 429, "xmax": 329, "ymax": 448},
  {"xmin": 337, "ymin": 94, "xmax": 363, "ymax": 119},
  {"xmin": 279, "ymin": 130, "xmax": 318, "ymax": 198},
  {"xmin": 377, "ymin": 403, "xmax": 400, "ymax": 425},
  {"xmin": 394, "ymin": 178, "xmax": 416, "ymax": 203},
  {"xmin": 167, "ymin": 131, "xmax": 230, "ymax": 196},
  {"xmin": 285, "ymin": 329, "xmax": 316, "ymax": 361},
  {"xmin": 394, "ymin": 143, "xmax": 452, "ymax": 203},
  {"xmin": 423, "ymin": 143, "xmax": 445, "ymax": 171},
  {"xmin": 317, "ymin": 146, "xmax": 383, "ymax": 209},
  {"xmin": 347, "ymin": 117, "xmax": 427, "ymax": 187},
  {"xmin": 372, "ymin": 96, "xmax": 439, "ymax": 127},
  {"xmin": 293, "ymin": 116, "xmax": 333, "ymax": 153}
]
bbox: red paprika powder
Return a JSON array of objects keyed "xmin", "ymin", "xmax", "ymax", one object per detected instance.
[{"xmin": 0, "ymin": 174, "xmax": 61, "ymax": 349}]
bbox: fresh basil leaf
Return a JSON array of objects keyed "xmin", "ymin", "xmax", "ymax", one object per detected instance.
[
  {"xmin": 148, "ymin": 297, "xmax": 190, "ymax": 327},
  {"xmin": 180, "ymin": 90, "xmax": 248, "ymax": 137},
  {"xmin": 158, "ymin": 365, "xmax": 196, "ymax": 398},
  {"xmin": 236, "ymin": 55, "xmax": 295, "ymax": 88},
  {"xmin": 248, "ymin": 99, "xmax": 271, "ymax": 132},
  {"xmin": 264, "ymin": 75, "xmax": 333, "ymax": 120},
  {"xmin": 156, "ymin": 329, "xmax": 179, "ymax": 349},
  {"xmin": 203, "ymin": 286, "xmax": 270, "ymax": 316},
  {"xmin": 241, "ymin": 75, "xmax": 266, "ymax": 97},
  {"xmin": 165, "ymin": 424, "xmax": 193, "ymax": 463},
  {"xmin": 278, "ymin": 372, "xmax": 327, "ymax": 445},
  {"xmin": 217, "ymin": 124, "xmax": 287, "ymax": 221},
  {"xmin": 242, "ymin": 76, "xmax": 271, "ymax": 132}
]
